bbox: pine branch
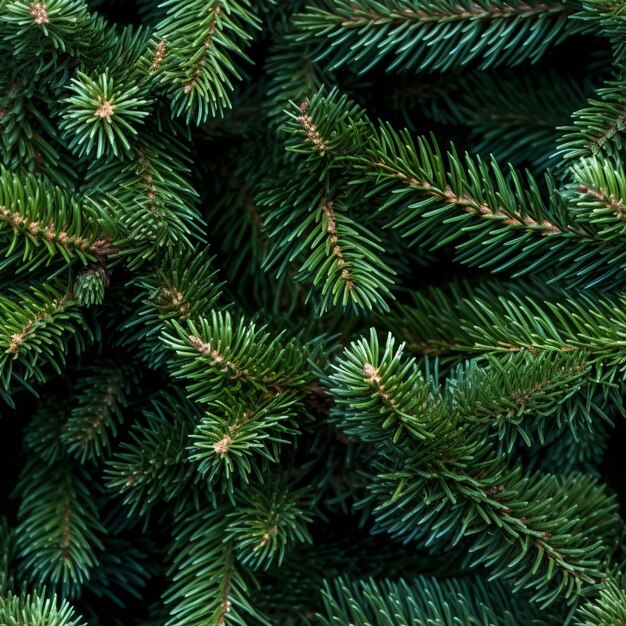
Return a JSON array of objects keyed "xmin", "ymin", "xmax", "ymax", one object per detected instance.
[
  {"xmin": 0, "ymin": 591, "xmax": 87, "ymax": 626},
  {"xmin": 568, "ymin": 155, "xmax": 626, "ymax": 240},
  {"xmin": 380, "ymin": 278, "xmax": 626, "ymax": 373},
  {"xmin": 0, "ymin": 168, "xmax": 115, "ymax": 270},
  {"xmin": 0, "ymin": 282, "xmax": 93, "ymax": 399},
  {"xmin": 152, "ymin": 0, "xmax": 260, "ymax": 123},
  {"xmin": 295, "ymin": 0, "xmax": 585, "ymax": 74},
  {"xmin": 15, "ymin": 458, "xmax": 106, "ymax": 595},
  {"xmin": 329, "ymin": 330, "xmax": 438, "ymax": 445},
  {"xmin": 259, "ymin": 90, "xmax": 396, "ymax": 312},
  {"xmin": 574, "ymin": 572, "xmax": 626, "ymax": 626},
  {"xmin": 330, "ymin": 330, "xmax": 621, "ymax": 606},
  {"xmin": 120, "ymin": 248, "xmax": 224, "ymax": 368},
  {"xmin": 104, "ymin": 389, "xmax": 202, "ymax": 517},
  {"xmin": 73, "ymin": 265, "xmax": 109, "ymax": 306},
  {"xmin": 60, "ymin": 69, "xmax": 151, "ymax": 158},
  {"xmin": 164, "ymin": 509, "xmax": 271, "ymax": 626},
  {"xmin": 2, "ymin": 0, "xmax": 93, "ymax": 58},
  {"xmin": 557, "ymin": 79, "xmax": 626, "ymax": 164},
  {"xmin": 61, "ymin": 360, "xmax": 138, "ymax": 463},
  {"xmin": 318, "ymin": 576, "xmax": 559, "ymax": 625},
  {"xmin": 188, "ymin": 391, "xmax": 302, "ymax": 491},
  {"xmin": 83, "ymin": 127, "xmax": 204, "ymax": 266},
  {"xmin": 445, "ymin": 350, "xmax": 607, "ymax": 452},
  {"xmin": 0, "ymin": 77, "xmax": 70, "ymax": 185},
  {"xmin": 163, "ymin": 310, "xmax": 312, "ymax": 404},
  {"xmin": 225, "ymin": 480, "xmax": 313, "ymax": 570},
  {"xmin": 359, "ymin": 125, "xmax": 609, "ymax": 283},
  {"xmin": 260, "ymin": 181, "xmax": 396, "ymax": 313},
  {"xmin": 285, "ymin": 89, "xmax": 626, "ymax": 288}
]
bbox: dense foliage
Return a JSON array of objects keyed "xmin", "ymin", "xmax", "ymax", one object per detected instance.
[{"xmin": 1, "ymin": 0, "xmax": 626, "ymax": 624}]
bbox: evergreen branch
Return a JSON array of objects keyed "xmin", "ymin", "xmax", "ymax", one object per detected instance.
[
  {"xmin": 260, "ymin": 183, "xmax": 395, "ymax": 313},
  {"xmin": 573, "ymin": 0, "xmax": 626, "ymax": 62},
  {"xmin": 364, "ymin": 124, "xmax": 564, "ymax": 230},
  {"xmin": 329, "ymin": 329, "xmax": 438, "ymax": 445},
  {"xmin": 60, "ymin": 69, "xmax": 151, "ymax": 158},
  {"xmin": 574, "ymin": 572, "xmax": 626, "ymax": 625},
  {"xmin": 317, "ymin": 576, "xmax": 559, "ymax": 625},
  {"xmin": 295, "ymin": 0, "xmax": 584, "ymax": 74},
  {"xmin": 331, "ymin": 328, "xmax": 607, "ymax": 453},
  {"xmin": 163, "ymin": 310, "xmax": 312, "ymax": 403},
  {"xmin": 120, "ymin": 248, "xmax": 224, "ymax": 368},
  {"xmin": 0, "ymin": 282, "xmax": 93, "ymax": 396},
  {"xmin": 0, "ymin": 168, "xmax": 115, "ymax": 269},
  {"xmin": 73, "ymin": 265, "xmax": 109, "ymax": 306},
  {"xmin": 225, "ymin": 480, "xmax": 313, "ymax": 570},
  {"xmin": 15, "ymin": 458, "xmax": 106, "ymax": 595},
  {"xmin": 188, "ymin": 391, "xmax": 302, "ymax": 491},
  {"xmin": 289, "ymin": 90, "xmax": 626, "ymax": 287},
  {"xmin": 364, "ymin": 126, "xmax": 626, "ymax": 285},
  {"xmin": 61, "ymin": 361, "xmax": 138, "ymax": 463},
  {"xmin": 1, "ymin": 0, "xmax": 94, "ymax": 59},
  {"xmin": 0, "ymin": 77, "xmax": 70, "ymax": 185},
  {"xmin": 2, "ymin": 0, "xmax": 626, "ymax": 622},
  {"xmin": 568, "ymin": 155, "xmax": 626, "ymax": 240},
  {"xmin": 0, "ymin": 591, "xmax": 87, "ymax": 626},
  {"xmin": 259, "ymin": 91, "xmax": 395, "ymax": 312},
  {"xmin": 104, "ymin": 389, "xmax": 202, "ymax": 517},
  {"xmin": 444, "ymin": 350, "xmax": 610, "ymax": 452},
  {"xmin": 164, "ymin": 509, "xmax": 271, "ymax": 626},
  {"xmin": 83, "ymin": 128, "xmax": 204, "ymax": 266},
  {"xmin": 557, "ymin": 79, "xmax": 626, "ymax": 164},
  {"xmin": 331, "ymin": 330, "xmax": 620, "ymax": 605},
  {"xmin": 368, "ymin": 423, "xmax": 619, "ymax": 607},
  {"xmin": 381, "ymin": 278, "xmax": 626, "ymax": 371},
  {"xmin": 154, "ymin": 0, "xmax": 260, "ymax": 123},
  {"xmin": 101, "ymin": 24, "xmax": 154, "ymax": 80},
  {"xmin": 283, "ymin": 88, "xmax": 368, "ymax": 159}
]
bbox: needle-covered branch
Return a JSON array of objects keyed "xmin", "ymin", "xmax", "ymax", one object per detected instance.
[
  {"xmin": 317, "ymin": 576, "xmax": 559, "ymax": 625},
  {"xmin": 329, "ymin": 330, "xmax": 621, "ymax": 606},
  {"xmin": 295, "ymin": 0, "xmax": 586, "ymax": 74}
]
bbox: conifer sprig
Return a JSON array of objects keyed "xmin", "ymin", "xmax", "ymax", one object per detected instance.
[
  {"xmin": 163, "ymin": 310, "xmax": 313, "ymax": 402},
  {"xmin": 15, "ymin": 459, "xmax": 105, "ymax": 595},
  {"xmin": 0, "ymin": 168, "xmax": 114, "ymax": 270},
  {"xmin": 296, "ymin": 0, "xmax": 584, "ymax": 74},
  {"xmin": 60, "ymin": 70, "xmax": 151, "ymax": 158},
  {"xmin": 0, "ymin": 591, "xmax": 87, "ymax": 626},
  {"xmin": 104, "ymin": 389, "xmax": 202, "ymax": 517},
  {"xmin": 0, "ymin": 282, "xmax": 93, "ymax": 401},
  {"xmin": 188, "ymin": 392, "xmax": 302, "ymax": 490},
  {"xmin": 330, "ymin": 330, "xmax": 621, "ymax": 606},
  {"xmin": 557, "ymin": 80, "xmax": 626, "ymax": 164},
  {"xmin": 317, "ymin": 576, "xmax": 559, "ymax": 625},
  {"xmin": 164, "ymin": 509, "xmax": 270, "ymax": 626},
  {"xmin": 153, "ymin": 0, "xmax": 260, "ymax": 123}
]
